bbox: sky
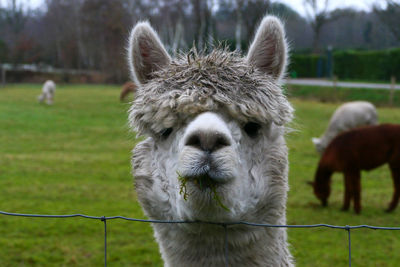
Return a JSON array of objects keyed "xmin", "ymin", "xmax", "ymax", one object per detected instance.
[
  {"xmin": 276, "ymin": 0, "xmax": 387, "ymax": 17},
  {"xmin": 7, "ymin": 0, "xmax": 389, "ymax": 17}
]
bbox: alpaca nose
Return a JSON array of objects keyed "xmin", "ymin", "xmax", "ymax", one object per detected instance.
[{"xmin": 185, "ymin": 131, "xmax": 231, "ymax": 152}]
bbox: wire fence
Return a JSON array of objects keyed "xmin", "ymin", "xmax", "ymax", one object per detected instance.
[{"xmin": 1, "ymin": 210, "xmax": 400, "ymax": 267}]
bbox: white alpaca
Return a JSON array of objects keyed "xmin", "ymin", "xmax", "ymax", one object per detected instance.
[
  {"xmin": 128, "ymin": 16, "xmax": 294, "ymax": 266},
  {"xmin": 312, "ymin": 101, "xmax": 378, "ymax": 154},
  {"xmin": 38, "ymin": 80, "xmax": 56, "ymax": 105}
]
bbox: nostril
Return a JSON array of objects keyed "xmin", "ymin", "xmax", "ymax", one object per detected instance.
[
  {"xmin": 214, "ymin": 135, "xmax": 230, "ymax": 150},
  {"xmin": 185, "ymin": 131, "xmax": 231, "ymax": 152},
  {"xmin": 185, "ymin": 134, "xmax": 202, "ymax": 149}
]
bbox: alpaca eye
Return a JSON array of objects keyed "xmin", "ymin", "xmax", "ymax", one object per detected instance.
[
  {"xmin": 160, "ymin": 128, "xmax": 173, "ymax": 139},
  {"xmin": 244, "ymin": 122, "xmax": 261, "ymax": 138}
]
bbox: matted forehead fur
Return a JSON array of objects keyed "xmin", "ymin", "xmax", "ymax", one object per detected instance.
[{"xmin": 129, "ymin": 48, "xmax": 293, "ymax": 136}]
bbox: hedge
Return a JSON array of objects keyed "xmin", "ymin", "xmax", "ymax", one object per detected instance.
[
  {"xmin": 0, "ymin": 40, "xmax": 7, "ymax": 62},
  {"xmin": 289, "ymin": 48, "xmax": 400, "ymax": 81},
  {"xmin": 289, "ymin": 54, "xmax": 326, "ymax": 78}
]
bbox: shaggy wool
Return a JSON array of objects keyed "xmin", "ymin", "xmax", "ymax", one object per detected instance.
[
  {"xmin": 129, "ymin": 48, "xmax": 293, "ymax": 136},
  {"xmin": 128, "ymin": 16, "xmax": 295, "ymax": 267}
]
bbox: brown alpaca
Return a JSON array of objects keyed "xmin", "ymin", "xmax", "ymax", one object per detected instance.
[
  {"xmin": 311, "ymin": 124, "xmax": 400, "ymax": 214},
  {"xmin": 120, "ymin": 81, "xmax": 137, "ymax": 101}
]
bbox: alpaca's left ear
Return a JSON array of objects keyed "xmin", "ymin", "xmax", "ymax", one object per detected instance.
[
  {"xmin": 246, "ymin": 16, "xmax": 288, "ymax": 81},
  {"xmin": 128, "ymin": 21, "xmax": 171, "ymax": 85}
]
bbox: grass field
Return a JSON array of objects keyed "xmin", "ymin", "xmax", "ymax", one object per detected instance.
[
  {"xmin": 1, "ymin": 84, "xmax": 400, "ymax": 266},
  {"xmin": 286, "ymin": 84, "xmax": 400, "ymax": 107}
]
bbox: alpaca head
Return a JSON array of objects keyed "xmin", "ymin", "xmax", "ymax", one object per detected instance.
[
  {"xmin": 312, "ymin": 166, "xmax": 333, "ymax": 207},
  {"xmin": 308, "ymin": 181, "xmax": 328, "ymax": 207},
  {"xmin": 128, "ymin": 16, "xmax": 293, "ymax": 223}
]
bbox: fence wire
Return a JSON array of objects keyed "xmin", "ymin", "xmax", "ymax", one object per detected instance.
[{"xmin": 1, "ymin": 210, "xmax": 400, "ymax": 267}]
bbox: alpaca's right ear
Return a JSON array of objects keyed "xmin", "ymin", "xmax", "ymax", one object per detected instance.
[{"xmin": 128, "ymin": 22, "xmax": 171, "ymax": 85}]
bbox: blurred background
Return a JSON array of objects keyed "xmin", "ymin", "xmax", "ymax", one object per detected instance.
[{"xmin": 0, "ymin": 0, "xmax": 398, "ymax": 84}]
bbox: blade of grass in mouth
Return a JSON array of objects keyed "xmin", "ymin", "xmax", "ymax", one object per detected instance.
[{"xmin": 177, "ymin": 171, "xmax": 230, "ymax": 211}]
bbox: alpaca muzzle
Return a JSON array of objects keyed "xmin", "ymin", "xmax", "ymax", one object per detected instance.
[
  {"xmin": 178, "ymin": 112, "xmax": 237, "ymax": 187},
  {"xmin": 182, "ymin": 153, "xmax": 233, "ymax": 188}
]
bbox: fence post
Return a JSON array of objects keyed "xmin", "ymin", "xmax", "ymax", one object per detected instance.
[
  {"xmin": 332, "ymin": 75, "xmax": 338, "ymax": 100},
  {"xmin": 389, "ymin": 76, "xmax": 396, "ymax": 106},
  {"xmin": 101, "ymin": 217, "xmax": 107, "ymax": 267},
  {"xmin": 346, "ymin": 226, "xmax": 352, "ymax": 267},
  {"xmin": 1, "ymin": 67, "xmax": 5, "ymax": 87},
  {"xmin": 223, "ymin": 224, "xmax": 229, "ymax": 267}
]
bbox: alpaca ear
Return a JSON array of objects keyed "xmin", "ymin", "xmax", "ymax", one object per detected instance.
[
  {"xmin": 246, "ymin": 16, "xmax": 288, "ymax": 81},
  {"xmin": 128, "ymin": 21, "xmax": 171, "ymax": 85}
]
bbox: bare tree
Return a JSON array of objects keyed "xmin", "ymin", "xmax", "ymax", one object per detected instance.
[
  {"xmin": 3, "ymin": 0, "xmax": 32, "ymax": 64},
  {"xmin": 191, "ymin": 0, "xmax": 217, "ymax": 50},
  {"xmin": 205, "ymin": 0, "xmax": 217, "ymax": 50},
  {"xmin": 220, "ymin": 0, "xmax": 270, "ymax": 51},
  {"xmin": 235, "ymin": 0, "xmax": 243, "ymax": 51},
  {"xmin": 171, "ymin": 18, "xmax": 184, "ymax": 54},
  {"xmin": 80, "ymin": 0, "xmax": 131, "ymax": 82},
  {"xmin": 374, "ymin": 0, "xmax": 400, "ymax": 42},
  {"xmin": 243, "ymin": 0, "xmax": 270, "ymax": 44},
  {"xmin": 155, "ymin": 0, "xmax": 190, "ymax": 54},
  {"xmin": 2, "ymin": 0, "xmax": 400, "ymax": 82},
  {"xmin": 43, "ymin": 0, "xmax": 80, "ymax": 68},
  {"xmin": 192, "ymin": 0, "xmax": 204, "ymax": 49},
  {"xmin": 304, "ymin": 0, "xmax": 330, "ymax": 53}
]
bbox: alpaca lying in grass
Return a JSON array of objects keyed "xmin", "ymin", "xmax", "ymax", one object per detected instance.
[
  {"xmin": 310, "ymin": 124, "xmax": 400, "ymax": 214},
  {"xmin": 128, "ymin": 16, "xmax": 294, "ymax": 266},
  {"xmin": 312, "ymin": 101, "xmax": 378, "ymax": 154},
  {"xmin": 37, "ymin": 80, "xmax": 56, "ymax": 105},
  {"xmin": 120, "ymin": 81, "xmax": 136, "ymax": 102}
]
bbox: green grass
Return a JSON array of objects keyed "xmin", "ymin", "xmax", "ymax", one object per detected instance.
[
  {"xmin": 287, "ymin": 99, "xmax": 400, "ymax": 267},
  {"xmin": 0, "ymin": 84, "xmax": 158, "ymax": 266},
  {"xmin": 1, "ymin": 84, "xmax": 400, "ymax": 266},
  {"xmin": 286, "ymin": 84, "xmax": 400, "ymax": 107}
]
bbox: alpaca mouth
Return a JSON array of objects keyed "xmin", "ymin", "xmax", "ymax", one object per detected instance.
[
  {"xmin": 184, "ymin": 164, "xmax": 231, "ymax": 190},
  {"xmin": 177, "ymin": 165, "xmax": 231, "ymax": 190},
  {"xmin": 186, "ymin": 173, "xmax": 221, "ymax": 190},
  {"xmin": 177, "ymin": 172, "xmax": 230, "ymax": 211}
]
